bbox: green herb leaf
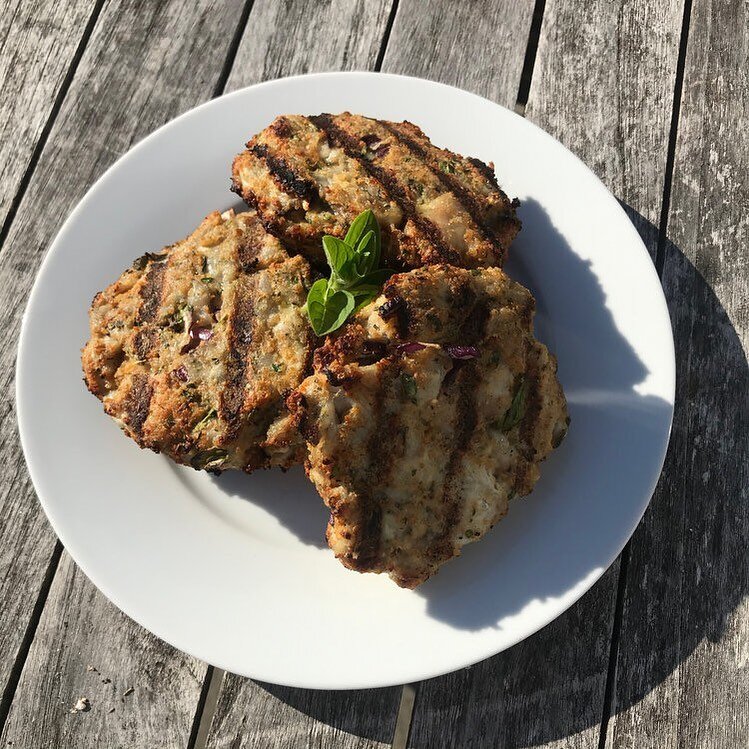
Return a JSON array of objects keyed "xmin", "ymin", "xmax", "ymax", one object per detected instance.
[
  {"xmin": 495, "ymin": 377, "xmax": 527, "ymax": 432},
  {"xmin": 322, "ymin": 236, "xmax": 356, "ymax": 282},
  {"xmin": 194, "ymin": 407, "xmax": 217, "ymax": 432},
  {"xmin": 400, "ymin": 372, "xmax": 418, "ymax": 404},
  {"xmin": 307, "ymin": 278, "xmax": 355, "ymax": 335},
  {"xmin": 271, "ymin": 362, "xmax": 283, "ymax": 373},
  {"xmin": 349, "ymin": 270, "xmax": 393, "ymax": 313},
  {"xmin": 354, "ymin": 229, "xmax": 379, "ymax": 276},
  {"xmin": 344, "ymin": 209, "xmax": 380, "ymax": 254},
  {"xmin": 307, "ymin": 210, "xmax": 389, "ymax": 336},
  {"xmin": 358, "ymin": 268, "xmax": 392, "ymax": 287},
  {"xmin": 201, "ymin": 276, "xmax": 213, "ymax": 284},
  {"xmin": 350, "ymin": 286, "xmax": 380, "ymax": 313}
]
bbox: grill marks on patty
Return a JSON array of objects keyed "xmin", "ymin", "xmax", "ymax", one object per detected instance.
[
  {"xmin": 381, "ymin": 120, "xmax": 519, "ymax": 258},
  {"xmin": 427, "ymin": 295, "xmax": 489, "ymax": 567},
  {"xmin": 123, "ymin": 373, "xmax": 153, "ymax": 438},
  {"xmin": 309, "ymin": 114, "xmax": 460, "ymax": 266},
  {"xmin": 250, "ymin": 143, "xmax": 319, "ymax": 202},
  {"xmin": 134, "ymin": 259, "xmax": 167, "ymax": 326},
  {"xmin": 232, "ymin": 113, "xmax": 520, "ymax": 270},
  {"xmin": 291, "ymin": 265, "xmax": 569, "ymax": 587},
  {"xmin": 220, "ymin": 274, "xmax": 257, "ymax": 442},
  {"xmin": 348, "ymin": 359, "xmax": 408, "ymax": 570},
  {"xmin": 82, "ymin": 210, "xmax": 313, "ymax": 473}
]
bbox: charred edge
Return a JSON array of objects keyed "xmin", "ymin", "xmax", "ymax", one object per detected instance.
[
  {"xmin": 135, "ymin": 260, "xmax": 166, "ymax": 326},
  {"xmin": 220, "ymin": 278, "xmax": 255, "ymax": 441},
  {"xmin": 308, "ymin": 114, "xmax": 460, "ymax": 265},
  {"xmin": 381, "ymin": 290, "xmax": 411, "ymax": 339},
  {"xmin": 287, "ymin": 390, "xmax": 318, "ymax": 444},
  {"xmin": 381, "ymin": 122, "xmax": 513, "ymax": 257},
  {"xmin": 125, "ymin": 374, "xmax": 153, "ymax": 438},
  {"xmin": 467, "ymin": 156, "xmax": 500, "ymax": 188},
  {"xmin": 251, "ymin": 143, "xmax": 318, "ymax": 201}
]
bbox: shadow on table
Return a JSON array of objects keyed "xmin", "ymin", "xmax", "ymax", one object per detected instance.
[
  {"xmin": 403, "ymin": 204, "xmax": 748, "ymax": 747},
  {"xmin": 413, "ymin": 197, "xmax": 673, "ymax": 632},
  {"xmin": 218, "ymin": 201, "xmax": 746, "ymax": 748}
]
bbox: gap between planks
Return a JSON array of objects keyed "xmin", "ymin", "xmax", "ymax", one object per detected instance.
[
  {"xmin": 654, "ymin": 0, "xmax": 693, "ymax": 277},
  {"xmin": 0, "ymin": 0, "xmax": 106, "ymax": 256},
  {"xmin": 597, "ymin": 0, "xmax": 694, "ymax": 746},
  {"xmin": 0, "ymin": 542, "xmax": 62, "ymax": 737},
  {"xmin": 514, "ymin": 0, "xmax": 546, "ymax": 115},
  {"xmin": 190, "ymin": 668, "xmax": 225, "ymax": 749}
]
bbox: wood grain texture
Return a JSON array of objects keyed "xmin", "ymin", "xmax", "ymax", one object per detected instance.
[
  {"xmin": 205, "ymin": 4, "xmax": 405, "ymax": 748},
  {"xmin": 408, "ymin": 570, "xmax": 619, "ymax": 749},
  {"xmin": 0, "ymin": 0, "xmax": 96, "ymax": 231},
  {"xmin": 407, "ymin": 1, "xmax": 684, "ymax": 747},
  {"xmin": 0, "ymin": 0, "xmax": 249, "ymax": 741},
  {"xmin": 526, "ymin": 0, "xmax": 684, "ymax": 257},
  {"xmin": 606, "ymin": 0, "xmax": 749, "ymax": 746},
  {"xmin": 381, "ymin": 0, "xmax": 535, "ymax": 108},
  {"xmin": 0, "ymin": 553, "xmax": 207, "ymax": 748},
  {"xmin": 0, "ymin": 1, "xmax": 97, "ymax": 695},
  {"xmin": 224, "ymin": 0, "xmax": 394, "ymax": 91},
  {"xmin": 206, "ymin": 675, "xmax": 400, "ymax": 749}
]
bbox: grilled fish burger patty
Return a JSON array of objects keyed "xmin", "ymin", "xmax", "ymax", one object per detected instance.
[
  {"xmin": 232, "ymin": 113, "xmax": 521, "ymax": 270},
  {"xmin": 82, "ymin": 210, "xmax": 314, "ymax": 472},
  {"xmin": 288, "ymin": 265, "xmax": 569, "ymax": 587}
]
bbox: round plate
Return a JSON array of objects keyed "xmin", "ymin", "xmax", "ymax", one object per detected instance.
[{"xmin": 17, "ymin": 72, "xmax": 675, "ymax": 689}]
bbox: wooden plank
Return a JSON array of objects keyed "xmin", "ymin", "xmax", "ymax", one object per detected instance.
[
  {"xmin": 206, "ymin": 676, "xmax": 401, "ymax": 749},
  {"xmin": 0, "ymin": 0, "xmax": 97, "ymax": 692},
  {"xmin": 606, "ymin": 1, "xmax": 749, "ymax": 746},
  {"xmin": 405, "ymin": 1, "xmax": 684, "ymax": 746},
  {"xmin": 0, "ymin": 0, "xmax": 253, "ymax": 744},
  {"xmin": 0, "ymin": 553, "xmax": 207, "ymax": 747},
  {"xmin": 204, "ymin": 3, "xmax": 406, "ymax": 748},
  {"xmin": 224, "ymin": 0, "xmax": 394, "ymax": 91},
  {"xmin": 381, "ymin": 0, "xmax": 534, "ymax": 108},
  {"xmin": 0, "ymin": 0, "xmax": 96, "ymax": 232}
]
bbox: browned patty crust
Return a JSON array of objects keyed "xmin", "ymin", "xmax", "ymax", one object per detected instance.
[
  {"xmin": 82, "ymin": 210, "xmax": 314, "ymax": 473},
  {"xmin": 232, "ymin": 113, "xmax": 521, "ymax": 270},
  {"xmin": 289, "ymin": 265, "xmax": 569, "ymax": 587}
]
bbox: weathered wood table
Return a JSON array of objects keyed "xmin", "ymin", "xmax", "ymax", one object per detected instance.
[{"xmin": 0, "ymin": 1, "xmax": 746, "ymax": 746}]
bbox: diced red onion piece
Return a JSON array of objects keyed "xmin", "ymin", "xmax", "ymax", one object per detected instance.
[
  {"xmin": 172, "ymin": 365, "xmax": 188, "ymax": 382},
  {"xmin": 180, "ymin": 323, "xmax": 213, "ymax": 354},
  {"xmin": 444, "ymin": 344, "xmax": 480, "ymax": 360},
  {"xmin": 397, "ymin": 342, "xmax": 427, "ymax": 355}
]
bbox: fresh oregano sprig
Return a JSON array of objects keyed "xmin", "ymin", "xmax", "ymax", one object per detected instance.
[{"xmin": 306, "ymin": 209, "xmax": 392, "ymax": 336}]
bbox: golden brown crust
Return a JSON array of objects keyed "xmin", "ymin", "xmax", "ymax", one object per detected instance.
[
  {"xmin": 232, "ymin": 113, "xmax": 521, "ymax": 270},
  {"xmin": 289, "ymin": 265, "xmax": 569, "ymax": 587},
  {"xmin": 82, "ymin": 210, "xmax": 313, "ymax": 473}
]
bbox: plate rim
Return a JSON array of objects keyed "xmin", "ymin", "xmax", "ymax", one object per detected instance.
[{"xmin": 16, "ymin": 71, "xmax": 676, "ymax": 689}]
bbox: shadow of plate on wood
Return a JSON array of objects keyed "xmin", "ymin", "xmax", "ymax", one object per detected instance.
[{"xmin": 233, "ymin": 208, "xmax": 747, "ymax": 747}]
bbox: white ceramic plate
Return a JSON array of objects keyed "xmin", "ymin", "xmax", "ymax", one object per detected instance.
[{"xmin": 17, "ymin": 72, "xmax": 675, "ymax": 689}]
